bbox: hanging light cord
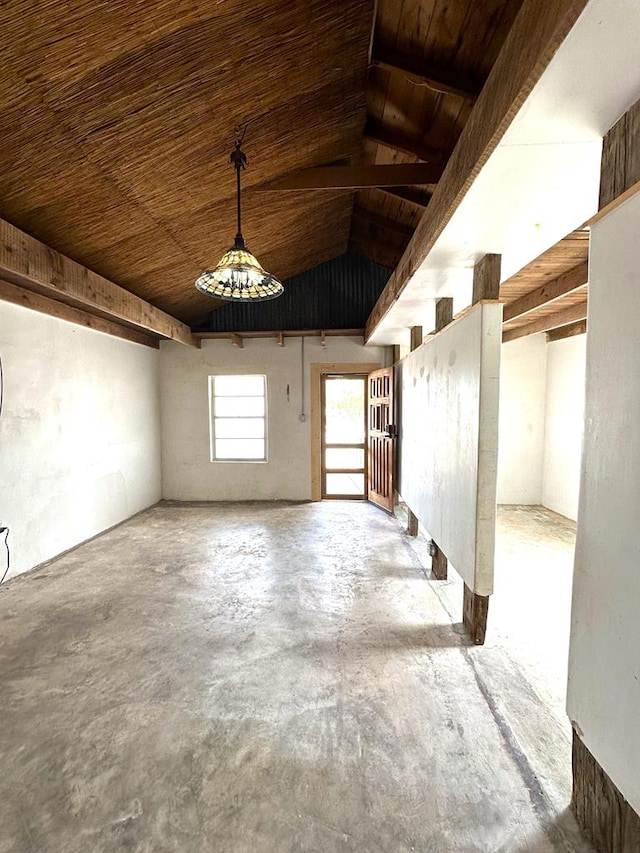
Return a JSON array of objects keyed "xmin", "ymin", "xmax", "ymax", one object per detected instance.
[{"xmin": 231, "ymin": 123, "xmax": 249, "ymax": 243}]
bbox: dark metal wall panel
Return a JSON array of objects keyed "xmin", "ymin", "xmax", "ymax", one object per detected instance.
[{"xmin": 195, "ymin": 252, "xmax": 390, "ymax": 332}]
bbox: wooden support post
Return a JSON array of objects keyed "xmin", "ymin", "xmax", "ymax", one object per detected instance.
[
  {"xmin": 231, "ymin": 333, "xmax": 243, "ymax": 348},
  {"xmin": 463, "ymin": 583, "xmax": 489, "ymax": 645},
  {"xmin": 472, "ymin": 254, "xmax": 501, "ymax": 303},
  {"xmin": 571, "ymin": 725, "xmax": 640, "ymax": 850},
  {"xmin": 406, "ymin": 325, "xmax": 423, "ymax": 536},
  {"xmin": 407, "ymin": 513, "xmax": 419, "ymax": 537},
  {"xmin": 277, "ymin": 332, "xmax": 285, "ymax": 347},
  {"xmin": 431, "ymin": 542, "xmax": 448, "ymax": 580},
  {"xmin": 435, "ymin": 297, "xmax": 453, "ymax": 332},
  {"xmin": 392, "ymin": 344, "xmax": 401, "ymax": 363}
]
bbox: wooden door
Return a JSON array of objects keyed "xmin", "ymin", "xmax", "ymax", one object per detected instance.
[{"xmin": 367, "ymin": 367, "xmax": 395, "ymax": 512}]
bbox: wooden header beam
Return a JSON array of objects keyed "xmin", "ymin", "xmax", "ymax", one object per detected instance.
[
  {"xmin": 0, "ymin": 218, "xmax": 198, "ymax": 347},
  {"xmin": 503, "ymin": 260, "xmax": 588, "ymax": 323},
  {"xmin": 195, "ymin": 328, "xmax": 365, "ymax": 342},
  {"xmin": 0, "ymin": 279, "xmax": 159, "ymax": 348},
  {"xmin": 365, "ymin": 0, "xmax": 590, "ymax": 342},
  {"xmin": 258, "ymin": 163, "xmax": 443, "ymax": 191},
  {"xmin": 502, "ymin": 299, "xmax": 588, "ymax": 343}
]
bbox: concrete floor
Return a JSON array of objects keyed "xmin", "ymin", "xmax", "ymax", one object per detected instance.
[{"xmin": 0, "ymin": 502, "xmax": 593, "ymax": 853}]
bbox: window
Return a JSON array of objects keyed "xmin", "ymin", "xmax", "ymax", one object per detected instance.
[{"xmin": 209, "ymin": 375, "xmax": 267, "ymax": 462}]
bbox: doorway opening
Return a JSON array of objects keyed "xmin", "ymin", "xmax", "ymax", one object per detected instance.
[{"xmin": 321, "ymin": 375, "xmax": 367, "ymax": 499}]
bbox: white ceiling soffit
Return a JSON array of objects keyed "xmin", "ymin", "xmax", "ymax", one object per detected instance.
[{"xmin": 369, "ymin": 0, "xmax": 640, "ymax": 346}]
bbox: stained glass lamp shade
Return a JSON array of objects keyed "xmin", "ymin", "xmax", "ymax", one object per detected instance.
[{"xmin": 195, "ymin": 141, "xmax": 283, "ymax": 302}]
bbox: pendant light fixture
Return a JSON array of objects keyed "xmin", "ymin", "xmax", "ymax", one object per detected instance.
[{"xmin": 195, "ymin": 128, "xmax": 283, "ymax": 301}]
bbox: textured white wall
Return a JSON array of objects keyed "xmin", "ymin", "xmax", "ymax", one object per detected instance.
[
  {"xmin": 159, "ymin": 336, "xmax": 383, "ymax": 501},
  {"xmin": 0, "ymin": 302, "xmax": 161, "ymax": 579},
  {"xmin": 399, "ymin": 303, "xmax": 502, "ymax": 595},
  {"xmin": 541, "ymin": 335, "xmax": 586, "ymax": 521},
  {"xmin": 568, "ymin": 192, "xmax": 640, "ymax": 814},
  {"xmin": 497, "ymin": 334, "xmax": 547, "ymax": 505}
]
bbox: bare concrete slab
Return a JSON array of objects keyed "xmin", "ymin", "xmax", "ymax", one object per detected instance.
[{"xmin": 0, "ymin": 502, "xmax": 592, "ymax": 852}]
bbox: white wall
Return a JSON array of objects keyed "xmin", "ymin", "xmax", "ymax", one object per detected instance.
[
  {"xmin": 399, "ymin": 303, "xmax": 502, "ymax": 595},
  {"xmin": 541, "ymin": 335, "xmax": 586, "ymax": 520},
  {"xmin": 497, "ymin": 334, "xmax": 547, "ymax": 505},
  {"xmin": 0, "ymin": 302, "xmax": 161, "ymax": 579},
  {"xmin": 568, "ymin": 192, "xmax": 640, "ymax": 814},
  {"xmin": 497, "ymin": 332, "xmax": 585, "ymax": 520},
  {"xmin": 160, "ymin": 336, "xmax": 384, "ymax": 501}
]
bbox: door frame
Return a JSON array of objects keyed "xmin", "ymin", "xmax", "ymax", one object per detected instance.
[{"xmin": 310, "ymin": 362, "xmax": 380, "ymax": 501}]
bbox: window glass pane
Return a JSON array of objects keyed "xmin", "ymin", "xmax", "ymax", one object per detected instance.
[
  {"xmin": 215, "ymin": 396, "xmax": 265, "ymax": 417},
  {"xmin": 324, "ymin": 378, "xmax": 365, "ymax": 444},
  {"xmin": 215, "ymin": 418, "xmax": 265, "ymax": 439},
  {"xmin": 214, "ymin": 375, "xmax": 264, "ymax": 396},
  {"xmin": 325, "ymin": 448, "xmax": 364, "ymax": 470},
  {"xmin": 325, "ymin": 473, "xmax": 365, "ymax": 496},
  {"xmin": 215, "ymin": 438, "xmax": 265, "ymax": 460}
]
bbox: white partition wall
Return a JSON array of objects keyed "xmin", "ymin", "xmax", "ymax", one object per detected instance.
[
  {"xmin": 399, "ymin": 302, "xmax": 502, "ymax": 595},
  {"xmin": 567, "ymin": 192, "xmax": 640, "ymax": 814}
]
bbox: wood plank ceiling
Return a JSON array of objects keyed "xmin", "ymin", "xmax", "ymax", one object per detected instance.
[{"xmin": 0, "ymin": 0, "xmax": 525, "ymax": 328}]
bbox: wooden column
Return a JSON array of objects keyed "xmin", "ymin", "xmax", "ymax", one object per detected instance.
[
  {"xmin": 572, "ymin": 727, "xmax": 640, "ymax": 852},
  {"xmin": 463, "ymin": 584, "xmax": 490, "ymax": 645},
  {"xmin": 472, "ymin": 254, "xmax": 501, "ymax": 302},
  {"xmin": 406, "ymin": 325, "xmax": 423, "ymax": 536},
  {"xmin": 435, "ymin": 297, "xmax": 453, "ymax": 331}
]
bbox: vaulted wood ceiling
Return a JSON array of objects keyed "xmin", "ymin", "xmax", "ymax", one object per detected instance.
[{"xmin": 0, "ymin": 0, "xmax": 525, "ymax": 327}]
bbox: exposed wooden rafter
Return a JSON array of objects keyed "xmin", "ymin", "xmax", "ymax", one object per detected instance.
[
  {"xmin": 0, "ymin": 218, "xmax": 198, "ymax": 347},
  {"xmin": 503, "ymin": 261, "xmax": 588, "ymax": 322},
  {"xmin": 502, "ymin": 300, "xmax": 588, "ymax": 343},
  {"xmin": 547, "ymin": 319, "xmax": 587, "ymax": 342},
  {"xmin": 370, "ymin": 46, "xmax": 482, "ymax": 103},
  {"xmin": 365, "ymin": 117, "xmax": 448, "ymax": 164},
  {"xmin": 352, "ymin": 205, "xmax": 415, "ymax": 238},
  {"xmin": 365, "ymin": 0, "xmax": 590, "ymax": 342},
  {"xmin": 259, "ymin": 163, "xmax": 444, "ymax": 191},
  {"xmin": 378, "ymin": 186, "xmax": 433, "ymax": 208}
]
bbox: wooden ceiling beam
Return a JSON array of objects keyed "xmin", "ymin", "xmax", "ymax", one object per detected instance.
[
  {"xmin": 365, "ymin": 117, "xmax": 448, "ymax": 164},
  {"xmin": 0, "ymin": 218, "xmax": 199, "ymax": 347},
  {"xmin": 352, "ymin": 205, "xmax": 415, "ymax": 238},
  {"xmin": 378, "ymin": 187, "xmax": 433, "ymax": 208},
  {"xmin": 546, "ymin": 319, "xmax": 587, "ymax": 342},
  {"xmin": 370, "ymin": 46, "xmax": 482, "ymax": 103},
  {"xmin": 502, "ymin": 260, "xmax": 588, "ymax": 322},
  {"xmin": 0, "ymin": 278, "xmax": 159, "ymax": 348},
  {"xmin": 365, "ymin": 0, "xmax": 590, "ymax": 343},
  {"xmin": 502, "ymin": 300, "xmax": 588, "ymax": 343},
  {"xmin": 258, "ymin": 163, "xmax": 443, "ymax": 191}
]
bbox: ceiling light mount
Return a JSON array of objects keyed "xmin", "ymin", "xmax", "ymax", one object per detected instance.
[{"xmin": 195, "ymin": 128, "xmax": 283, "ymax": 302}]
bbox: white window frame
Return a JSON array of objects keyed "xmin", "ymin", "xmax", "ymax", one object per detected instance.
[{"xmin": 208, "ymin": 374, "xmax": 268, "ymax": 463}]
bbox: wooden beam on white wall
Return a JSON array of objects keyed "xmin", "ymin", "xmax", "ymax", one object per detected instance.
[
  {"xmin": 503, "ymin": 261, "xmax": 588, "ymax": 323},
  {"xmin": 0, "ymin": 218, "xmax": 198, "ymax": 347},
  {"xmin": 546, "ymin": 319, "xmax": 587, "ymax": 342},
  {"xmin": 502, "ymin": 300, "xmax": 588, "ymax": 342},
  {"xmin": 365, "ymin": 0, "xmax": 590, "ymax": 341},
  {"xmin": 0, "ymin": 278, "xmax": 159, "ymax": 348}
]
